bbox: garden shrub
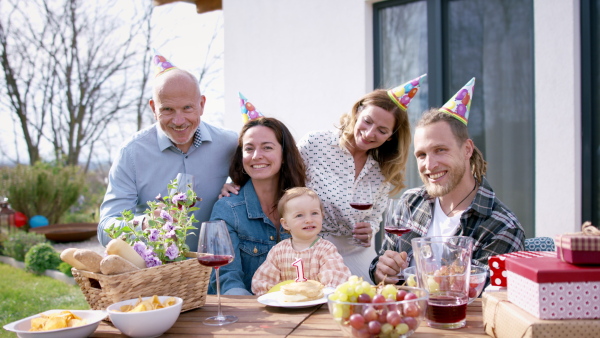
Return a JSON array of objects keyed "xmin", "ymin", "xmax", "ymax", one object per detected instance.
[
  {"xmin": 58, "ymin": 261, "xmax": 74, "ymax": 277},
  {"xmin": 4, "ymin": 162, "xmax": 85, "ymax": 225},
  {"xmin": 25, "ymin": 243, "xmax": 61, "ymax": 275},
  {"xmin": 2, "ymin": 231, "xmax": 47, "ymax": 261}
]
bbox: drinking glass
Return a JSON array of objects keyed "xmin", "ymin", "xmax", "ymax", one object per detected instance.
[
  {"xmin": 170, "ymin": 173, "xmax": 196, "ymax": 207},
  {"xmin": 349, "ymin": 182, "xmax": 373, "ymax": 246},
  {"xmin": 411, "ymin": 236, "xmax": 473, "ymax": 329},
  {"xmin": 384, "ymin": 198, "xmax": 414, "ymax": 238},
  {"xmin": 197, "ymin": 220, "xmax": 237, "ymax": 326},
  {"xmin": 170, "ymin": 173, "xmax": 194, "ymax": 194}
]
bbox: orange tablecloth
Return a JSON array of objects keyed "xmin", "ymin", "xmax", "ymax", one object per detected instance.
[{"xmin": 92, "ymin": 296, "xmax": 488, "ymax": 337}]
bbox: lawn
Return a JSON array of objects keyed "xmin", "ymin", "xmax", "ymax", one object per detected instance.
[{"xmin": 0, "ymin": 263, "xmax": 89, "ymax": 338}]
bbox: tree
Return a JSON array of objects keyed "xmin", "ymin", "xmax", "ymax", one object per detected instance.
[{"xmin": 0, "ymin": 0, "xmax": 153, "ymax": 169}]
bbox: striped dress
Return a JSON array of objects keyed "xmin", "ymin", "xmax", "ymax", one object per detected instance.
[{"xmin": 251, "ymin": 238, "xmax": 351, "ymax": 296}]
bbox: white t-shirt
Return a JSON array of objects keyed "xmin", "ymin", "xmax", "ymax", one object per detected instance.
[{"xmin": 410, "ymin": 198, "xmax": 462, "ymax": 267}]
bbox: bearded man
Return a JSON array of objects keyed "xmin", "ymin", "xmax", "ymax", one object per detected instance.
[{"xmin": 369, "ymin": 79, "xmax": 525, "ymax": 284}]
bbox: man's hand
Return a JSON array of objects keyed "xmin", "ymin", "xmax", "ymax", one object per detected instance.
[
  {"xmin": 219, "ymin": 183, "xmax": 240, "ymax": 199},
  {"xmin": 352, "ymin": 222, "xmax": 373, "ymax": 247},
  {"xmin": 374, "ymin": 250, "xmax": 408, "ymax": 284}
]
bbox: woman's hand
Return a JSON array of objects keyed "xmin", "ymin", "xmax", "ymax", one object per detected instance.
[
  {"xmin": 219, "ymin": 183, "xmax": 241, "ymax": 199},
  {"xmin": 374, "ymin": 250, "xmax": 408, "ymax": 284},
  {"xmin": 352, "ymin": 222, "xmax": 373, "ymax": 247}
]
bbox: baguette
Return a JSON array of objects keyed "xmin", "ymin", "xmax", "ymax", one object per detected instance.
[
  {"xmin": 106, "ymin": 238, "xmax": 147, "ymax": 269},
  {"xmin": 59, "ymin": 248, "xmax": 88, "ymax": 270},
  {"xmin": 73, "ymin": 249, "xmax": 103, "ymax": 273},
  {"xmin": 100, "ymin": 255, "xmax": 141, "ymax": 275}
]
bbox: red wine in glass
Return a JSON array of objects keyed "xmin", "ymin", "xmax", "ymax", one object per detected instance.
[
  {"xmin": 426, "ymin": 295, "xmax": 468, "ymax": 324},
  {"xmin": 350, "ymin": 203, "xmax": 373, "ymax": 210},
  {"xmin": 384, "ymin": 227, "xmax": 411, "ymax": 236},
  {"xmin": 198, "ymin": 254, "xmax": 234, "ymax": 268}
]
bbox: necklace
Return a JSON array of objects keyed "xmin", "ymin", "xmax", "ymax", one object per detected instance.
[{"xmin": 446, "ymin": 181, "xmax": 478, "ymax": 216}]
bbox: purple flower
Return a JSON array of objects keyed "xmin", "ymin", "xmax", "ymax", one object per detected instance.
[
  {"xmin": 172, "ymin": 192, "xmax": 187, "ymax": 205},
  {"xmin": 165, "ymin": 243, "xmax": 179, "ymax": 260},
  {"xmin": 160, "ymin": 210, "xmax": 173, "ymax": 222},
  {"xmin": 133, "ymin": 241, "xmax": 147, "ymax": 256},
  {"xmin": 145, "ymin": 255, "xmax": 162, "ymax": 268},
  {"xmin": 165, "ymin": 230, "xmax": 177, "ymax": 239},
  {"xmin": 162, "ymin": 221, "xmax": 175, "ymax": 232},
  {"xmin": 155, "ymin": 193, "xmax": 162, "ymax": 200},
  {"xmin": 147, "ymin": 228, "xmax": 160, "ymax": 242}
]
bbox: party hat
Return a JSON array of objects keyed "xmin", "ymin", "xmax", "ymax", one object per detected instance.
[
  {"xmin": 387, "ymin": 74, "xmax": 427, "ymax": 111},
  {"xmin": 239, "ymin": 92, "xmax": 264, "ymax": 123},
  {"xmin": 439, "ymin": 77, "xmax": 476, "ymax": 125},
  {"xmin": 153, "ymin": 49, "xmax": 177, "ymax": 77}
]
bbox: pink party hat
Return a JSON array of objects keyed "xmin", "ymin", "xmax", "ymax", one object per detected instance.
[
  {"xmin": 439, "ymin": 77, "xmax": 476, "ymax": 125},
  {"xmin": 387, "ymin": 74, "xmax": 427, "ymax": 111},
  {"xmin": 239, "ymin": 92, "xmax": 264, "ymax": 123},
  {"xmin": 153, "ymin": 49, "xmax": 177, "ymax": 77}
]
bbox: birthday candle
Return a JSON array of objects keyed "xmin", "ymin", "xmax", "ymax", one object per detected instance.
[{"xmin": 292, "ymin": 258, "xmax": 307, "ymax": 282}]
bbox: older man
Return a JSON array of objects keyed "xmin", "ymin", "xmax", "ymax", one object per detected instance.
[
  {"xmin": 370, "ymin": 78, "xmax": 525, "ymax": 284},
  {"xmin": 98, "ymin": 54, "xmax": 237, "ymax": 252}
]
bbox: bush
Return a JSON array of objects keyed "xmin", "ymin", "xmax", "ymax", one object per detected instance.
[
  {"xmin": 58, "ymin": 261, "xmax": 74, "ymax": 277},
  {"xmin": 3, "ymin": 162, "xmax": 85, "ymax": 225},
  {"xmin": 2, "ymin": 231, "xmax": 47, "ymax": 261},
  {"xmin": 25, "ymin": 243, "xmax": 61, "ymax": 275}
]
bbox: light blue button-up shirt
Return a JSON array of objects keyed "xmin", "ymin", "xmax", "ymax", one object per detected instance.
[
  {"xmin": 208, "ymin": 180, "xmax": 291, "ymax": 295},
  {"xmin": 98, "ymin": 122, "xmax": 237, "ymax": 252}
]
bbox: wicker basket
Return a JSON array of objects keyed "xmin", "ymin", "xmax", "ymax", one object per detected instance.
[{"xmin": 72, "ymin": 254, "xmax": 211, "ymax": 313}]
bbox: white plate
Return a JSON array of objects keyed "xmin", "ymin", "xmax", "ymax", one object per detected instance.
[
  {"xmin": 3, "ymin": 309, "xmax": 107, "ymax": 338},
  {"xmin": 257, "ymin": 287, "xmax": 335, "ymax": 308}
]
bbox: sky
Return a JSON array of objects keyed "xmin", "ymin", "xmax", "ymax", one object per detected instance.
[{"xmin": 0, "ymin": 1, "xmax": 224, "ymax": 166}]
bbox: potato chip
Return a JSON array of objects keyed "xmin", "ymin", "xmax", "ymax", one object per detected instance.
[
  {"xmin": 28, "ymin": 311, "xmax": 87, "ymax": 331},
  {"xmin": 113, "ymin": 295, "xmax": 177, "ymax": 313}
]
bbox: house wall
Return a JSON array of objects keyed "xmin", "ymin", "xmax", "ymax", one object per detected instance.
[
  {"xmin": 534, "ymin": 0, "xmax": 582, "ymax": 236},
  {"xmin": 222, "ymin": 0, "xmax": 373, "ymax": 140},
  {"xmin": 222, "ymin": 0, "xmax": 583, "ymax": 238}
]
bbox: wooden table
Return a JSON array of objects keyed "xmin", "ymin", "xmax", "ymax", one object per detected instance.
[{"xmin": 92, "ymin": 296, "xmax": 488, "ymax": 337}]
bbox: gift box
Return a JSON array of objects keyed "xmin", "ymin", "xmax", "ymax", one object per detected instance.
[
  {"xmin": 506, "ymin": 256, "xmax": 600, "ymax": 319},
  {"xmin": 488, "ymin": 251, "xmax": 554, "ymax": 287},
  {"xmin": 483, "ymin": 292, "xmax": 600, "ymax": 338},
  {"xmin": 555, "ymin": 233, "xmax": 600, "ymax": 265}
]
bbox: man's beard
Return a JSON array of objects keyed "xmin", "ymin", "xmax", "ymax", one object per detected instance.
[{"xmin": 420, "ymin": 163, "xmax": 465, "ymax": 198}]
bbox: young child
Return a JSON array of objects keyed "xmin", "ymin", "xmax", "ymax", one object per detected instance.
[{"xmin": 251, "ymin": 187, "xmax": 351, "ymax": 296}]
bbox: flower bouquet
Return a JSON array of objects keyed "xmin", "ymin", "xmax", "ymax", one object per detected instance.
[
  {"xmin": 105, "ymin": 179, "xmax": 200, "ymax": 267},
  {"xmin": 71, "ymin": 179, "xmax": 211, "ymax": 313}
]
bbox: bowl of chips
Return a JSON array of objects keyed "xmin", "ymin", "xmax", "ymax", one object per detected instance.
[
  {"xmin": 3, "ymin": 309, "xmax": 107, "ymax": 338},
  {"xmin": 107, "ymin": 295, "xmax": 182, "ymax": 338}
]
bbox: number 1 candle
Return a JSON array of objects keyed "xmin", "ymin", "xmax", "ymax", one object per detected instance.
[{"xmin": 292, "ymin": 258, "xmax": 307, "ymax": 282}]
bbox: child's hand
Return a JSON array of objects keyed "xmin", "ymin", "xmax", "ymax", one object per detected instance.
[{"xmin": 352, "ymin": 222, "xmax": 372, "ymax": 247}]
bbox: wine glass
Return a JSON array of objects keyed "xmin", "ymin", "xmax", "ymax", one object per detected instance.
[
  {"xmin": 384, "ymin": 198, "xmax": 413, "ymax": 238},
  {"xmin": 170, "ymin": 173, "xmax": 196, "ymax": 207},
  {"xmin": 197, "ymin": 220, "xmax": 238, "ymax": 326},
  {"xmin": 349, "ymin": 182, "xmax": 373, "ymax": 246}
]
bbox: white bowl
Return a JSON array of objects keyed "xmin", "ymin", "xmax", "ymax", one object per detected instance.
[
  {"xmin": 107, "ymin": 296, "xmax": 183, "ymax": 338},
  {"xmin": 3, "ymin": 309, "xmax": 107, "ymax": 338}
]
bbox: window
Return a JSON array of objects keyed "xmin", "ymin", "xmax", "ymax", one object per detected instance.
[{"xmin": 374, "ymin": 0, "xmax": 535, "ymax": 236}]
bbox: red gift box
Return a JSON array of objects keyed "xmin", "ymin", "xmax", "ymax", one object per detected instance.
[
  {"xmin": 488, "ymin": 251, "xmax": 554, "ymax": 287},
  {"xmin": 555, "ymin": 233, "xmax": 600, "ymax": 265},
  {"xmin": 506, "ymin": 256, "xmax": 600, "ymax": 319}
]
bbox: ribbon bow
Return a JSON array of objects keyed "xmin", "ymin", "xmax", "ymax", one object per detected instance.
[{"xmin": 581, "ymin": 221, "xmax": 600, "ymax": 236}]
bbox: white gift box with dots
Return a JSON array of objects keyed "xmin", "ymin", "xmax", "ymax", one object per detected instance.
[
  {"xmin": 488, "ymin": 251, "xmax": 554, "ymax": 287},
  {"xmin": 506, "ymin": 256, "xmax": 600, "ymax": 320}
]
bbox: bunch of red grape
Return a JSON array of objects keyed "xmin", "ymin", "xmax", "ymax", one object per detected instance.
[{"xmin": 328, "ymin": 276, "xmax": 426, "ymax": 338}]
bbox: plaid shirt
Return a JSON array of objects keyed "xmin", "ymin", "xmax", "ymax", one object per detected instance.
[
  {"xmin": 252, "ymin": 238, "xmax": 351, "ymax": 296},
  {"xmin": 369, "ymin": 177, "xmax": 525, "ymax": 283}
]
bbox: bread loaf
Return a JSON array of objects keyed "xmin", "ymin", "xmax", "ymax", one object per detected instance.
[
  {"xmin": 100, "ymin": 255, "xmax": 141, "ymax": 275},
  {"xmin": 59, "ymin": 248, "xmax": 88, "ymax": 270},
  {"xmin": 73, "ymin": 249, "xmax": 103, "ymax": 273},
  {"xmin": 106, "ymin": 238, "xmax": 147, "ymax": 269}
]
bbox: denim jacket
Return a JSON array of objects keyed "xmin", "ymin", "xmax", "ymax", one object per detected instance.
[{"xmin": 208, "ymin": 180, "xmax": 290, "ymax": 295}]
